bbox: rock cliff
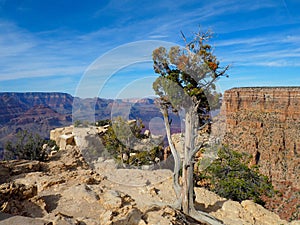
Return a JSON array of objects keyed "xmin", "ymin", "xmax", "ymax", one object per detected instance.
[
  {"xmin": 0, "ymin": 92, "xmax": 74, "ymax": 124},
  {"xmin": 222, "ymin": 87, "xmax": 300, "ymax": 220}
]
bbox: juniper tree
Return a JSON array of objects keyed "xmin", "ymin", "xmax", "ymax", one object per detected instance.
[{"xmin": 152, "ymin": 29, "xmax": 229, "ymax": 224}]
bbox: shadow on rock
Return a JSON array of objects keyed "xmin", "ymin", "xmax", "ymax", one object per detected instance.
[
  {"xmin": 40, "ymin": 194, "xmax": 61, "ymax": 213},
  {"xmin": 195, "ymin": 200, "xmax": 227, "ymax": 213}
]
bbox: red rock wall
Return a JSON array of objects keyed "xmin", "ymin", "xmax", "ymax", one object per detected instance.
[{"xmin": 223, "ymin": 87, "xmax": 300, "ymax": 189}]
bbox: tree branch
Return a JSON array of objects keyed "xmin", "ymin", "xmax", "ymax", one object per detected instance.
[
  {"xmin": 161, "ymin": 106, "xmax": 182, "ymax": 198},
  {"xmin": 189, "ymin": 142, "xmax": 205, "ymax": 161},
  {"xmin": 198, "ymin": 121, "xmax": 209, "ymax": 131},
  {"xmin": 190, "ymin": 208, "xmax": 224, "ymax": 225}
]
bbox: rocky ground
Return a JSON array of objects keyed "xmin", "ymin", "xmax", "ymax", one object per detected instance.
[{"xmin": 0, "ymin": 145, "xmax": 299, "ymax": 225}]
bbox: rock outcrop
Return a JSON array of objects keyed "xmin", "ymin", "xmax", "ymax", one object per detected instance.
[
  {"xmin": 222, "ymin": 87, "xmax": 300, "ymax": 220},
  {"xmin": 0, "ymin": 131, "xmax": 299, "ymax": 225},
  {"xmin": 50, "ymin": 126, "xmax": 76, "ymax": 150}
]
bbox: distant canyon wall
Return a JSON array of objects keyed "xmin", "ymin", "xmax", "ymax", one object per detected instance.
[{"xmin": 222, "ymin": 87, "xmax": 300, "ymax": 189}]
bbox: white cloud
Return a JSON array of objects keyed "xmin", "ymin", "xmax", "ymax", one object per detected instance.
[
  {"xmin": 0, "ymin": 22, "xmax": 36, "ymax": 57},
  {"xmin": 0, "ymin": 21, "xmax": 102, "ymax": 81},
  {"xmin": 0, "ymin": 0, "xmax": 299, "ymax": 97},
  {"xmin": 148, "ymin": 35, "xmax": 169, "ymax": 39},
  {"xmin": 215, "ymin": 37, "xmax": 266, "ymax": 47}
]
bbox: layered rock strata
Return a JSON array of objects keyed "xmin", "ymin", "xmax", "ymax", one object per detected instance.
[{"xmin": 222, "ymin": 87, "xmax": 300, "ymax": 220}]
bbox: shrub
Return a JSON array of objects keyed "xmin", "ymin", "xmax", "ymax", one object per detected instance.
[
  {"xmin": 4, "ymin": 130, "xmax": 57, "ymax": 161},
  {"xmin": 74, "ymin": 120, "xmax": 81, "ymax": 127},
  {"xmin": 100, "ymin": 117, "xmax": 162, "ymax": 166},
  {"xmin": 196, "ymin": 146, "xmax": 275, "ymax": 205},
  {"xmin": 128, "ymin": 146, "xmax": 163, "ymax": 166},
  {"xmin": 95, "ymin": 119, "xmax": 111, "ymax": 127}
]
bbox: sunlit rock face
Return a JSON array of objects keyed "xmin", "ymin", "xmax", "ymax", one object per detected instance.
[{"xmin": 222, "ymin": 87, "xmax": 300, "ymax": 220}]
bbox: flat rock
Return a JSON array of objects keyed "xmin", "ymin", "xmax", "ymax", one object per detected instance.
[{"xmin": 0, "ymin": 213, "xmax": 51, "ymax": 225}]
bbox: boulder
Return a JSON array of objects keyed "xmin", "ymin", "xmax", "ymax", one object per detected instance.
[
  {"xmin": 0, "ymin": 214, "xmax": 51, "ymax": 225},
  {"xmin": 50, "ymin": 126, "xmax": 75, "ymax": 150}
]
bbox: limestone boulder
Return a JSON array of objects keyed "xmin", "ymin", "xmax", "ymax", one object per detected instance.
[{"xmin": 50, "ymin": 126, "xmax": 76, "ymax": 150}]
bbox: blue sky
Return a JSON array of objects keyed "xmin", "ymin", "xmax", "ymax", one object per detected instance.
[{"xmin": 0, "ymin": 0, "xmax": 299, "ymax": 98}]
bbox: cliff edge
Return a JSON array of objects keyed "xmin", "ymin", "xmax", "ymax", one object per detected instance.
[{"xmin": 223, "ymin": 87, "xmax": 300, "ymax": 220}]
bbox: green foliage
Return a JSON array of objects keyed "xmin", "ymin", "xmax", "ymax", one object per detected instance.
[
  {"xmin": 100, "ymin": 117, "xmax": 162, "ymax": 166},
  {"xmin": 290, "ymin": 204, "xmax": 300, "ymax": 221},
  {"xmin": 3, "ymin": 130, "xmax": 54, "ymax": 161},
  {"xmin": 95, "ymin": 119, "xmax": 111, "ymax": 127},
  {"xmin": 101, "ymin": 123, "xmax": 124, "ymax": 159},
  {"xmin": 196, "ymin": 146, "xmax": 275, "ymax": 205},
  {"xmin": 152, "ymin": 28, "xmax": 230, "ymax": 216},
  {"xmin": 152, "ymin": 30, "xmax": 229, "ymax": 114},
  {"xmin": 46, "ymin": 139, "xmax": 59, "ymax": 151},
  {"xmin": 128, "ymin": 146, "xmax": 162, "ymax": 166},
  {"xmin": 74, "ymin": 120, "xmax": 81, "ymax": 127}
]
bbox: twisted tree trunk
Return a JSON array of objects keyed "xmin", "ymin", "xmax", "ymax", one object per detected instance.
[
  {"xmin": 161, "ymin": 105, "xmax": 223, "ymax": 225},
  {"xmin": 161, "ymin": 106, "xmax": 181, "ymax": 199},
  {"xmin": 182, "ymin": 107, "xmax": 198, "ymax": 215}
]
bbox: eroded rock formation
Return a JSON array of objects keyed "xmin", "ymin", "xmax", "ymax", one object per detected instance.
[{"xmin": 222, "ymin": 87, "xmax": 300, "ymax": 220}]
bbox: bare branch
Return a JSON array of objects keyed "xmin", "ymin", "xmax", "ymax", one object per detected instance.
[
  {"xmin": 180, "ymin": 30, "xmax": 187, "ymax": 44},
  {"xmin": 198, "ymin": 121, "xmax": 209, "ymax": 131},
  {"xmin": 161, "ymin": 106, "xmax": 182, "ymax": 198},
  {"xmin": 190, "ymin": 208, "xmax": 224, "ymax": 225},
  {"xmin": 189, "ymin": 142, "xmax": 205, "ymax": 161}
]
